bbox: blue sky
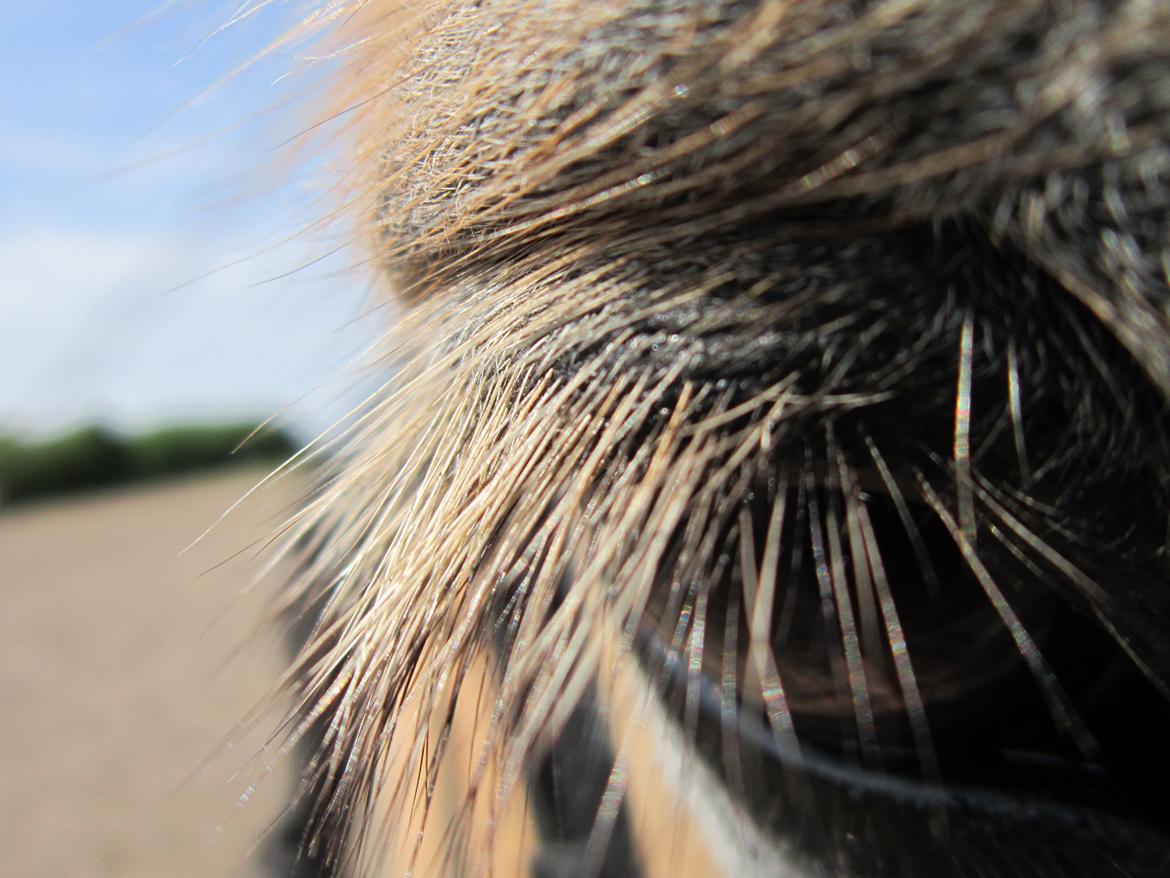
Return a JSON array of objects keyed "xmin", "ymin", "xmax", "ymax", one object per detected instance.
[{"xmin": 0, "ymin": 2, "xmax": 378, "ymax": 438}]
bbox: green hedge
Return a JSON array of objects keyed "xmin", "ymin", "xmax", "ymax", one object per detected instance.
[{"xmin": 0, "ymin": 424, "xmax": 298, "ymax": 508}]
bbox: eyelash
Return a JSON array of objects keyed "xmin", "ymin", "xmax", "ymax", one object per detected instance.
[{"xmin": 626, "ymin": 445, "xmax": 1170, "ymax": 869}]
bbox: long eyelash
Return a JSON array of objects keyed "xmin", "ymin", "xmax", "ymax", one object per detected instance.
[
  {"xmin": 721, "ymin": 588, "xmax": 746, "ymax": 807},
  {"xmin": 776, "ymin": 478, "xmax": 807, "ymax": 645},
  {"xmin": 954, "ymin": 312, "xmax": 978, "ymax": 549},
  {"xmin": 1005, "ymin": 340, "xmax": 1034, "ymax": 489},
  {"xmin": 739, "ymin": 495, "xmax": 800, "ymax": 757},
  {"xmin": 836, "ymin": 452, "xmax": 883, "ymax": 685},
  {"xmin": 686, "ymin": 579, "xmax": 710, "ymax": 741},
  {"xmin": 865, "ymin": 435, "xmax": 941, "ymax": 597},
  {"xmin": 915, "ymin": 472, "xmax": 1097, "ymax": 756},
  {"xmin": 849, "ymin": 456, "xmax": 940, "ymax": 781},
  {"xmin": 975, "ymin": 475, "xmax": 1170, "ymax": 705},
  {"xmin": 804, "ymin": 465, "xmax": 852, "ymax": 739},
  {"xmin": 823, "ymin": 455, "xmax": 880, "ymax": 764},
  {"xmin": 971, "ymin": 474, "xmax": 1108, "ymax": 605}
]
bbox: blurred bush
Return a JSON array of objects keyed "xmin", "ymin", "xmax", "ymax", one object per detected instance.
[{"xmin": 0, "ymin": 424, "xmax": 297, "ymax": 508}]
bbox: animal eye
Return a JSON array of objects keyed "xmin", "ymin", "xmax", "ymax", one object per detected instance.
[
  {"xmin": 639, "ymin": 473, "xmax": 1170, "ymax": 874},
  {"xmin": 264, "ymin": 2, "xmax": 1170, "ymax": 874}
]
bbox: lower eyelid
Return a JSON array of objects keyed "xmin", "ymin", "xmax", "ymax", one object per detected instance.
[
  {"xmin": 638, "ymin": 621, "xmax": 1170, "ymax": 877},
  {"xmin": 624, "ymin": 457, "xmax": 1170, "ymax": 869}
]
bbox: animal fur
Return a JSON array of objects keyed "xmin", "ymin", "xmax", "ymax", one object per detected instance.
[{"xmin": 256, "ymin": 1, "xmax": 1170, "ymax": 875}]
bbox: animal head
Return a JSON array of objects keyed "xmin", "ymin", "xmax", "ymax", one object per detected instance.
[{"xmin": 265, "ymin": 2, "xmax": 1170, "ymax": 875}]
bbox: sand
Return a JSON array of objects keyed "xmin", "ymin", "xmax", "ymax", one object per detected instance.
[{"xmin": 0, "ymin": 468, "xmax": 305, "ymax": 878}]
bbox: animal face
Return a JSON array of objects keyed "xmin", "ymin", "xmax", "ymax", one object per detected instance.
[{"xmin": 274, "ymin": 2, "xmax": 1170, "ymax": 875}]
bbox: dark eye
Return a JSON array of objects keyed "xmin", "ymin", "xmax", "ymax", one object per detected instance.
[{"xmin": 639, "ymin": 468, "xmax": 1170, "ymax": 876}]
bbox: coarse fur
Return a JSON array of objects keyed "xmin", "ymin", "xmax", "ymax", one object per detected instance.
[{"xmin": 254, "ymin": 1, "xmax": 1170, "ymax": 875}]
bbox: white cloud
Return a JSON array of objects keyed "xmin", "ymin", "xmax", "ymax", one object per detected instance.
[{"xmin": 0, "ymin": 221, "xmax": 381, "ymax": 438}]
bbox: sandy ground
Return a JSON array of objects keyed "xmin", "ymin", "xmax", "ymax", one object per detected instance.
[
  {"xmin": 0, "ymin": 466, "xmax": 730, "ymax": 878},
  {"xmin": 0, "ymin": 468, "xmax": 306, "ymax": 878}
]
